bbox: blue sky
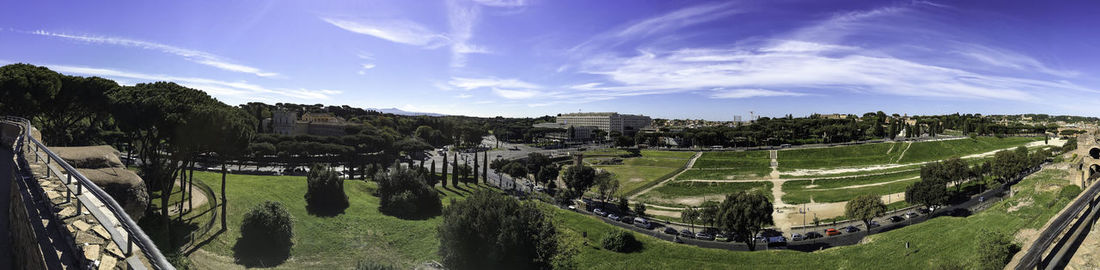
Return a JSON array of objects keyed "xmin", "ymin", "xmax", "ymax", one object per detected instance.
[{"xmin": 2, "ymin": 0, "xmax": 1099, "ymax": 120}]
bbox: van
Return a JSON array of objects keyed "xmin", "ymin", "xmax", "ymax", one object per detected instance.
[{"xmin": 633, "ymin": 217, "xmax": 654, "ymax": 229}]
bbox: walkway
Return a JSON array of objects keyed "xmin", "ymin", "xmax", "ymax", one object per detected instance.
[
  {"xmin": 628, "ymin": 152, "xmax": 701, "ymax": 201},
  {"xmin": 0, "ymin": 149, "xmax": 14, "ymax": 267}
]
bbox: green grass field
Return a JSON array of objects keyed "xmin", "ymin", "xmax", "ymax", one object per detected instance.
[
  {"xmin": 896, "ymin": 136, "xmax": 1040, "ymax": 163},
  {"xmin": 183, "ymin": 171, "xmax": 489, "ymax": 269},
  {"xmin": 778, "ymin": 137, "xmax": 1039, "ymax": 171},
  {"xmin": 783, "ymin": 170, "xmax": 920, "ymax": 190},
  {"xmin": 636, "ymin": 181, "xmax": 773, "ymax": 206},
  {"xmin": 693, "ymin": 151, "xmax": 772, "ymax": 171},
  {"xmin": 559, "ymin": 166, "xmax": 1076, "ymax": 269},
  {"xmin": 592, "ymin": 150, "xmax": 693, "ymax": 196},
  {"xmin": 782, "ymin": 178, "xmax": 918, "ymax": 204}
]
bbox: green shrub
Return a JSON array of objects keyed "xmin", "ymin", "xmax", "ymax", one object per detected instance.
[
  {"xmin": 305, "ymin": 163, "xmax": 349, "ymax": 216},
  {"xmin": 235, "ymin": 201, "xmax": 294, "ymax": 266},
  {"xmin": 972, "ymin": 229, "xmax": 1018, "ymax": 270},
  {"xmin": 1060, "ymin": 185, "xmax": 1082, "ymax": 200},
  {"xmin": 601, "ymin": 230, "xmax": 641, "ymax": 253},
  {"xmin": 376, "ymin": 163, "xmax": 442, "ymax": 219}
]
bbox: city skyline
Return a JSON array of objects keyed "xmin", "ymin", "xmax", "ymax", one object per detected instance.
[{"xmin": 1, "ymin": 0, "xmax": 1098, "ymax": 120}]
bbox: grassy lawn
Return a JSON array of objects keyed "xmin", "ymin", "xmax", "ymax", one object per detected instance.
[
  {"xmin": 693, "ymin": 151, "xmax": 771, "ymax": 170},
  {"xmin": 782, "ymin": 176, "xmax": 919, "ymax": 204},
  {"xmin": 896, "ymin": 136, "xmax": 1041, "ymax": 163},
  {"xmin": 677, "ymin": 168, "xmax": 773, "ymax": 180},
  {"xmin": 779, "ymin": 165, "xmax": 920, "ymax": 179},
  {"xmin": 592, "ymin": 150, "xmax": 693, "ymax": 196},
  {"xmin": 783, "ymin": 170, "xmax": 920, "ymax": 190},
  {"xmin": 636, "ymin": 181, "xmax": 773, "ymax": 206},
  {"xmin": 778, "ymin": 142, "xmax": 903, "ymax": 171},
  {"xmin": 183, "ymin": 171, "xmax": 490, "ymax": 269},
  {"xmin": 778, "ymin": 137, "xmax": 1038, "ymax": 171},
  {"xmin": 557, "ymin": 166, "xmax": 1076, "ymax": 269}
]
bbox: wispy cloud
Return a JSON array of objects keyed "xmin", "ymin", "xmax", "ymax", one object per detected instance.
[
  {"xmin": 43, "ymin": 64, "xmax": 340, "ymax": 101},
  {"xmin": 710, "ymin": 89, "xmax": 807, "ymax": 99},
  {"xmin": 491, "ymin": 88, "xmax": 540, "ymax": 99},
  {"xmin": 29, "ymin": 30, "xmax": 278, "ymax": 77},
  {"xmin": 449, "ymin": 77, "xmax": 540, "ymax": 90},
  {"xmin": 472, "ymin": 0, "xmax": 529, "ymax": 7},
  {"xmin": 322, "ymin": 18, "xmax": 449, "ymax": 48},
  {"xmin": 571, "ymin": 2, "xmax": 741, "ymax": 53}
]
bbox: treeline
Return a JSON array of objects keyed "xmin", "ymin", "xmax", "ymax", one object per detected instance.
[
  {"xmin": 627, "ymin": 112, "xmax": 1054, "ymax": 148},
  {"xmin": 906, "ymin": 145, "xmax": 1055, "ymax": 212}
]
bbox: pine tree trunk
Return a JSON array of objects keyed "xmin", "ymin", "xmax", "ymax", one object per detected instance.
[{"xmin": 221, "ymin": 162, "xmax": 228, "ymax": 231}]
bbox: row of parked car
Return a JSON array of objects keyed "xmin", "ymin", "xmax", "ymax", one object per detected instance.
[
  {"xmin": 593, "ymin": 208, "xmax": 656, "ymax": 230},
  {"xmin": 790, "ymin": 209, "xmax": 932, "ymax": 241}
]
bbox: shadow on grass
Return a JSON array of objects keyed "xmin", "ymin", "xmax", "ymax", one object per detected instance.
[
  {"xmin": 305, "ymin": 201, "xmax": 348, "ymax": 217},
  {"xmin": 137, "ymin": 211, "xmax": 200, "ymax": 253},
  {"xmin": 232, "ymin": 234, "xmax": 293, "ymax": 268}
]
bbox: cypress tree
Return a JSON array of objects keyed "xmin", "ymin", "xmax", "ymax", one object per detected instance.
[
  {"xmin": 430, "ymin": 159, "xmax": 437, "ymax": 186},
  {"xmin": 473, "ymin": 151, "xmax": 479, "ymax": 185},
  {"xmin": 441, "ymin": 153, "xmax": 448, "ymax": 188},
  {"xmin": 482, "ymin": 151, "xmax": 489, "ymax": 183},
  {"xmin": 452, "ymin": 152, "xmax": 460, "ymax": 187}
]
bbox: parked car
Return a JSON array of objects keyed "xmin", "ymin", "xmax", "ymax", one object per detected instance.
[
  {"xmin": 664, "ymin": 227, "xmax": 679, "ymax": 235},
  {"xmin": 904, "ymin": 211, "xmax": 918, "ymax": 219},
  {"xmin": 696, "ymin": 232, "xmax": 715, "ymax": 241},
  {"xmin": 804, "ymin": 232, "xmax": 824, "ymax": 239},
  {"xmin": 844, "ymin": 226, "xmax": 860, "ymax": 233},
  {"xmin": 633, "ymin": 217, "xmax": 655, "ymax": 229},
  {"xmin": 868, "ymin": 221, "xmax": 881, "ymax": 228},
  {"xmin": 593, "ymin": 208, "xmax": 608, "ymax": 217},
  {"xmin": 918, "ymin": 207, "xmax": 931, "ymax": 215},
  {"xmin": 567, "ymin": 205, "xmax": 577, "ymax": 211},
  {"xmin": 825, "ymin": 228, "xmax": 841, "ymax": 236},
  {"xmin": 607, "ymin": 213, "xmax": 620, "ymax": 221},
  {"xmin": 620, "ymin": 215, "xmax": 634, "ymax": 224},
  {"xmin": 791, "ymin": 233, "xmax": 805, "ymax": 241},
  {"xmin": 680, "ymin": 229, "xmax": 695, "ymax": 238},
  {"xmin": 715, "ymin": 233, "xmax": 731, "ymax": 242},
  {"xmin": 889, "ymin": 216, "xmax": 905, "ymax": 222}
]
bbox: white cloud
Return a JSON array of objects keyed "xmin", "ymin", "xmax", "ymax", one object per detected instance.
[
  {"xmin": 357, "ymin": 63, "xmax": 376, "ymax": 75},
  {"xmin": 446, "ymin": 0, "xmax": 492, "ymax": 67},
  {"xmin": 322, "ymin": 18, "xmax": 449, "ymax": 48},
  {"xmin": 473, "ymin": 0, "xmax": 529, "ymax": 7},
  {"xmin": 456, "ymin": 93, "xmax": 473, "ymax": 98},
  {"xmin": 44, "ymin": 64, "xmax": 340, "ymax": 101},
  {"xmin": 29, "ymin": 30, "xmax": 278, "ymax": 77},
  {"xmin": 449, "ymin": 77, "xmax": 540, "ymax": 90},
  {"xmin": 492, "ymin": 88, "xmax": 540, "ymax": 99},
  {"xmin": 572, "ymin": 41, "xmax": 1097, "ymax": 102},
  {"xmin": 710, "ymin": 89, "xmax": 806, "ymax": 99},
  {"xmin": 571, "ymin": 2, "xmax": 740, "ymax": 53}
]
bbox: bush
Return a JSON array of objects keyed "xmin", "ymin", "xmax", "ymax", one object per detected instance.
[
  {"xmin": 305, "ymin": 163, "xmax": 349, "ymax": 216},
  {"xmin": 438, "ymin": 190, "xmax": 565, "ymax": 269},
  {"xmin": 1060, "ymin": 185, "xmax": 1082, "ymax": 200},
  {"xmin": 600, "ymin": 230, "xmax": 641, "ymax": 253},
  {"xmin": 234, "ymin": 201, "xmax": 294, "ymax": 266},
  {"xmin": 376, "ymin": 163, "xmax": 442, "ymax": 219}
]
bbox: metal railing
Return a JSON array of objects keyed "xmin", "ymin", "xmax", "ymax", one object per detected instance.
[
  {"xmin": 1015, "ymin": 177, "xmax": 1100, "ymax": 269},
  {"xmin": 2, "ymin": 116, "xmax": 174, "ymax": 270}
]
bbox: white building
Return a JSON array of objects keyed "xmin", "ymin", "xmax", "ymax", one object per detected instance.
[{"xmin": 555, "ymin": 112, "xmax": 652, "ymax": 136}]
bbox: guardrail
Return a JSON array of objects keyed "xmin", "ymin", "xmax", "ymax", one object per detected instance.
[
  {"xmin": 3, "ymin": 116, "xmax": 174, "ymax": 270},
  {"xmin": 1015, "ymin": 177, "xmax": 1100, "ymax": 269}
]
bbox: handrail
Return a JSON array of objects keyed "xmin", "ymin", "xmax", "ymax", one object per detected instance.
[
  {"xmin": 3, "ymin": 116, "xmax": 174, "ymax": 270},
  {"xmin": 1015, "ymin": 177, "xmax": 1100, "ymax": 269}
]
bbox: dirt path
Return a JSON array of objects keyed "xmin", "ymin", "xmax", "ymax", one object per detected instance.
[
  {"xmin": 629, "ymin": 152, "xmax": 701, "ymax": 200},
  {"xmin": 168, "ymin": 176, "xmax": 210, "ymax": 216},
  {"xmin": 782, "ymin": 138, "xmax": 1062, "ymax": 177},
  {"xmin": 894, "ymin": 141, "xmax": 913, "ymax": 163}
]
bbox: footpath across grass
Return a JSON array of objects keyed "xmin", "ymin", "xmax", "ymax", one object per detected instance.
[
  {"xmin": 184, "ymin": 171, "xmax": 491, "ymax": 269},
  {"xmin": 592, "ymin": 150, "xmax": 694, "ymax": 196},
  {"xmin": 636, "ymin": 181, "xmax": 773, "ymax": 206},
  {"xmin": 556, "ymin": 166, "xmax": 1077, "ymax": 269},
  {"xmin": 778, "ymin": 137, "xmax": 1039, "ymax": 171}
]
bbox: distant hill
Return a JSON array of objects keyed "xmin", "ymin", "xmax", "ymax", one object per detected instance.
[{"xmin": 370, "ymin": 107, "xmax": 446, "ymax": 117}]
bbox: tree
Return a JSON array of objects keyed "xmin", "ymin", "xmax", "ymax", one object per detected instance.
[
  {"xmin": 473, "ymin": 151, "xmax": 480, "ymax": 185},
  {"xmin": 633, "ymin": 202, "xmax": 647, "ymax": 217},
  {"xmin": 716, "ymin": 191, "xmax": 773, "ymax": 251},
  {"xmin": 375, "ymin": 163, "xmax": 442, "ymax": 218},
  {"xmin": 845, "ymin": 194, "xmax": 886, "ymax": 234},
  {"xmin": 617, "ymin": 197, "xmax": 630, "ymax": 213},
  {"xmin": 0, "ymin": 63, "xmax": 62, "ymax": 119},
  {"xmin": 304, "ymin": 164, "xmax": 349, "ymax": 216},
  {"xmin": 562, "ymin": 165, "xmax": 597, "ymax": 197},
  {"xmin": 906, "ymin": 179, "xmax": 948, "ymax": 212},
  {"xmin": 682, "ymin": 207, "xmax": 700, "ymax": 234},
  {"xmin": 438, "ymin": 191, "xmax": 567, "ymax": 269},
  {"xmin": 110, "ymin": 82, "xmax": 221, "ymax": 247},
  {"xmin": 441, "ymin": 152, "xmax": 449, "ymax": 188},
  {"xmin": 39, "ymin": 75, "xmax": 119, "ymax": 146},
  {"xmin": 482, "ymin": 151, "xmax": 488, "ymax": 184},
  {"xmin": 452, "ymin": 152, "xmax": 460, "ymax": 187},
  {"xmin": 196, "ymin": 106, "xmax": 256, "ymax": 229},
  {"xmin": 600, "ymin": 230, "xmax": 641, "ymax": 253},
  {"xmin": 594, "ymin": 171, "xmax": 619, "ymax": 201},
  {"xmin": 699, "ymin": 201, "xmax": 720, "ymax": 227},
  {"xmin": 536, "ymin": 165, "xmax": 559, "ymax": 185},
  {"xmin": 428, "ymin": 160, "xmax": 438, "ymax": 186},
  {"xmin": 235, "ymin": 201, "xmax": 294, "ymax": 266}
]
